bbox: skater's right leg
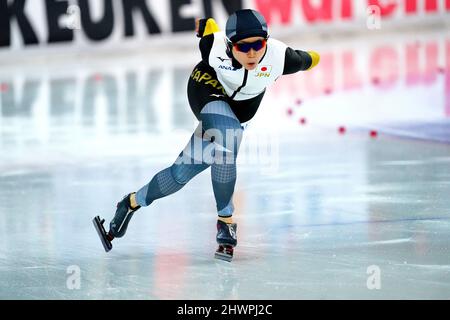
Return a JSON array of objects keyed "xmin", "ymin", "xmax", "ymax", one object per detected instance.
[{"xmin": 107, "ymin": 125, "xmax": 211, "ymax": 240}]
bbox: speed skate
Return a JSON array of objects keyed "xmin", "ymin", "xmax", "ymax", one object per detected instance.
[
  {"xmin": 215, "ymin": 245, "xmax": 234, "ymax": 262},
  {"xmin": 215, "ymin": 220, "xmax": 237, "ymax": 262},
  {"xmin": 93, "ymin": 215, "xmax": 112, "ymax": 252}
]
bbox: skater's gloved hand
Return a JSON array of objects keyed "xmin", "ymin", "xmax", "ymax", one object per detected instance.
[
  {"xmin": 196, "ymin": 18, "xmax": 220, "ymax": 38},
  {"xmin": 306, "ymin": 51, "xmax": 320, "ymax": 70}
]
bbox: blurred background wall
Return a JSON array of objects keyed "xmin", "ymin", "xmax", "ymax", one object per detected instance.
[{"xmin": 0, "ymin": 0, "xmax": 449, "ymax": 59}]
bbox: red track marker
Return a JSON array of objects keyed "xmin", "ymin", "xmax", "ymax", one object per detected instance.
[{"xmin": 0, "ymin": 83, "xmax": 9, "ymax": 92}]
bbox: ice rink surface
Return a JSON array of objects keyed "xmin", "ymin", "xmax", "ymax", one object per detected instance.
[{"xmin": 0, "ymin": 27, "xmax": 449, "ymax": 299}]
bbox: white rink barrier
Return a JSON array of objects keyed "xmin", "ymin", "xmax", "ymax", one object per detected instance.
[{"xmin": 0, "ymin": 0, "xmax": 449, "ymax": 58}]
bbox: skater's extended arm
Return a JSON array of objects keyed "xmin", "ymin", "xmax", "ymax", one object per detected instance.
[
  {"xmin": 283, "ymin": 48, "xmax": 320, "ymax": 75},
  {"xmin": 195, "ymin": 18, "xmax": 220, "ymax": 65}
]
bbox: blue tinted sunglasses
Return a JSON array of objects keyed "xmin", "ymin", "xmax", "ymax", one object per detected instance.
[{"xmin": 233, "ymin": 39, "xmax": 267, "ymax": 53}]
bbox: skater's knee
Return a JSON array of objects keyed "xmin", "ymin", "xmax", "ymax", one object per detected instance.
[
  {"xmin": 203, "ymin": 120, "xmax": 243, "ymax": 153},
  {"xmin": 170, "ymin": 164, "xmax": 192, "ymax": 185}
]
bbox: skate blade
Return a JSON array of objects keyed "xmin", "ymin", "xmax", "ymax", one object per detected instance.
[
  {"xmin": 93, "ymin": 216, "xmax": 112, "ymax": 252},
  {"xmin": 215, "ymin": 251, "xmax": 233, "ymax": 262}
]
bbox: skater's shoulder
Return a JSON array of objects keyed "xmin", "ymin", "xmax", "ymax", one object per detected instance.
[{"xmin": 267, "ymin": 37, "xmax": 288, "ymax": 48}]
